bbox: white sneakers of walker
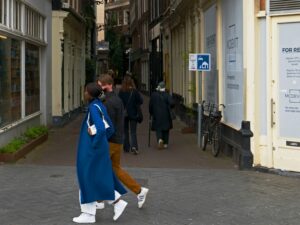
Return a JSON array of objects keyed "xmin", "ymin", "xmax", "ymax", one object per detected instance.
[
  {"xmin": 113, "ymin": 199, "xmax": 128, "ymax": 221},
  {"xmin": 73, "ymin": 213, "xmax": 95, "ymax": 224},
  {"xmin": 73, "ymin": 187, "xmax": 149, "ymax": 223},
  {"xmin": 137, "ymin": 187, "xmax": 149, "ymax": 209},
  {"xmin": 73, "ymin": 200, "xmax": 128, "ymax": 223}
]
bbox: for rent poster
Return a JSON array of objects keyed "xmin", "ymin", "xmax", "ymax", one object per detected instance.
[{"xmin": 279, "ymin": 22, "xmax": 300, "ymax": 138}]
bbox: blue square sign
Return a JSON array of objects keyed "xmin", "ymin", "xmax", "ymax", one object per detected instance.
[{"xmin": 197, "ymin": 54, "xmax": 211, "ymax": 71}]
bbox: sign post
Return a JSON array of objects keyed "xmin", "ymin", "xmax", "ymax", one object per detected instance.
[{"xmin": 189, "ymin": 53, "xmax": 211, "ymax": 147}]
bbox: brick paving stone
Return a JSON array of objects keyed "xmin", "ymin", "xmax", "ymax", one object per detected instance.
[
  {"xmin": 4, "ymin": 95, "xmax": 299, "ymax": 225},
  {"xmin": 0, "ymin": 165, "xmax": 300, "ymax": 225}
]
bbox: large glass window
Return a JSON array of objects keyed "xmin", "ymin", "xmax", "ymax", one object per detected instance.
[
  {"xmin": 25, "ymin": 6, "xmax": 45, "ymax": 41},
  {"xmin": 13, "ymin": 0, "xmax": 22, "ymax": 31},
  {"xmin": 0, "ymin": 36, "xmax": 21, "ymax": 128},
  {"xmin": 0, "ymin": 0, "xmax": 7, "ymax": 25},
  {"xmin": 25, "ymin": 43, "xmax": 40, "ymax": 116}
]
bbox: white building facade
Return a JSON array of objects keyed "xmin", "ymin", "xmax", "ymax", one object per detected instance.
[
  {"xmin": 163, "ymin": 0, "xmax": 300, "ymax": 172},
  {"xmin": 0, "ymin": 0, "xmax": 52, "ymax": 146}
]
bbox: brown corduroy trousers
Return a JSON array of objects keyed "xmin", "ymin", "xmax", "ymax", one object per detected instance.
[{"xmin": 109, "ymin": 142, "xmax": 141, "ymax": 195}]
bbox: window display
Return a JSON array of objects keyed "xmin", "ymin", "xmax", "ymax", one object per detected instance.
[
  {"xmin": 0, "ymin": 36, "xmax": 21, "ymax": 128},
  {"xmin": 25, "ymin": 43, "xmax": 40, "ymax": 116}
]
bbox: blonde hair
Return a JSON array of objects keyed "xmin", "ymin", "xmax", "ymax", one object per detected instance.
[{"xmin": 98, "ymin": 74, "xmax": 114, "ymax": 85}]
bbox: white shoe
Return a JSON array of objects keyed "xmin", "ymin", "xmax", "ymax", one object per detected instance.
[
  {"xmin": 158, "ymin": 139, "xmax": 164, "ymax": 149},
  {"xmin": 137, "ymin": 187, "xmax": 149, "ymax": 209},
  {"xmin": 163, "ymin": 144, "xmax": 168, "ymax": 149},
  {"xmin": 73, "ymin": 213, "xmax": 95, "ymax": 223},
  {"xmin": 113, "ymin": 199, "xmax": 128, "ymax": 221},
  {"xmin": 96, "ymin": 202, "xmax": 105, "ymax": 209}
]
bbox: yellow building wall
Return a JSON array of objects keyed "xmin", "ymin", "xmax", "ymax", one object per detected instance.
[{"xmin": 52, "ymin": 11, "xmax": 86, "ymax": 117}]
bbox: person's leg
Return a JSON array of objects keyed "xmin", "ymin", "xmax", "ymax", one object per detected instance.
[
  {"xmin": 123, "ymin": 117, "xmax": 130, "ymax": 152},
  {"xmin": 106, "ymin": 190, "xmax": 127, "ymax": 221},
  {"xmin": 73, "ymin": 191, "xmax": 96, "ymax": 223},
  {"xmin": 129, "ymin": 120, "xmax": 138, "ymax": 153},
  {"xmin": 110, "ymin": 142, "xmax": 141, "ymax": 194},
  {"xmin": 156, "ymin": 130, "xmax": 164, "ymax": 149},
  {"xmin": 163, "ymin": 130, "xmax": 170, "ymax": 148},
  {"xmin": 156, "ymin": 130, "xmax": 162, "ymax": 142},
  {"xmin": 110, "ymin": 142, "xmax": 149, "ymax": 208}
]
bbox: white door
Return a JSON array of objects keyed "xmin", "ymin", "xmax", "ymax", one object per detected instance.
[{"xmin": 271, "ymin": 16, "xmax": 300, "ymax": 172}]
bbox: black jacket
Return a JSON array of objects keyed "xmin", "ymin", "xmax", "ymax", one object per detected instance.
[
  {"xmin": 103, "ymin": 91, "xmax": 124, "ymax": 144},
  {"xmin": 118, "ymin": 89, "xmax": 143, "ymax": 120},
  {"xmin": 149, "ymin": 91, "xmax": 174, "ymax": 131}
]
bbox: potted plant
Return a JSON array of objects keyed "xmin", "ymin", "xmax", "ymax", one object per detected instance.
[{"xmin": 0, "ymin": 126, "xmax": 48, "ymax": 162}]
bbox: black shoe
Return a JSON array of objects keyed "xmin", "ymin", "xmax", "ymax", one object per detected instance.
[{"xmin": 131, "ymin": 147, "xmax": 139, "ymax": 155}]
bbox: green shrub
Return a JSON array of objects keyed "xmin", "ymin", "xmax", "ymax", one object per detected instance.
[
  {"xmin": 24, "ymin": 126, "xmax": 48, "ymax": 140},
  {"xmin": 0, "ymin": 126, "xmax": 48, "ymax": 153},
  {"xmin": 0, "ymin": 137, "xmax": 27, "ymax": 153}
]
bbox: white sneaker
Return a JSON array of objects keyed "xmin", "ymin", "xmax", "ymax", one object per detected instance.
[
  {"xmin": 137, "ymin": 187, "xmax": 149, "ymax": 209},
  {"xmin": 96, "ymin": 202, "xmax": 105, "ymax": 209},
  {"xmin": 163, "ymin": 144, "xmax": 168, "ymax": 149},
  {"xmin": 158, "ymin": 139, "xmax": 164, "ymax": 149},
  {"xmin": 73, "ymin": 213, "xmax": 95, "ymax": 223},
  {"xmin": 113, "ymin": 199, "xmax": 128, "ymax": 221}
]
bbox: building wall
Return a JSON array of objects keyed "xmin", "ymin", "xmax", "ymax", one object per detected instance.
[
  {"xmin": 51, "ymin": 8, "xmax": 86, "ymax": 126},
  {"xmin": 0, "ymin": 0, "xmax": 52, "ymax": 147},
  {"xmin": 130, "ymin": 0, "xmax": 149, "ymax": 91},
  {"xmin": 97, "ymin": 3, "xmax": 105, "ymax": 42},
  {"xmin": 163, "ymin": 0, "xmax": 300, "ymax": 172}
]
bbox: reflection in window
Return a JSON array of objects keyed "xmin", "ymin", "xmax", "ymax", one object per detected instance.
[
  {"xmin": 0, "ymin": 36, "xmax": 21, "ymax": 128},
  {"xmin": 25, "ymin": 43, "xmax": 40, "ymax": 116}
]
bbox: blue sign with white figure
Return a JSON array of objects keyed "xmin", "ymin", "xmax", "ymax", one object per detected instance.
[{"xmin": 197, "ymin": 54, "xmax": 211, "ymax": 71}]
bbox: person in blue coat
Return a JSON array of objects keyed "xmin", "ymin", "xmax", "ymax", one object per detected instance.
[{"xmin": 73, "ymin": 83, "xmax": 128, "ymax": 224}]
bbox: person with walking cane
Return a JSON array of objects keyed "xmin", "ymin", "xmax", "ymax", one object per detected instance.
[{"xmin": 149, "ymin": 81, "xmax": 175, "ymax": 149}]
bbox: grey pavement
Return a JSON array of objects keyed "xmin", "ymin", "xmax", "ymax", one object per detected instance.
[
  {"xmin": 1, "ymin": 165, "xmax": 300, "ymax": 225},
  {"xmin": 1, "ymin": 95, "xmax": 300, "ymax": 224},
  {"xmin": 18, "ymin": 95, "xmax": 234, "ymax": 169}
]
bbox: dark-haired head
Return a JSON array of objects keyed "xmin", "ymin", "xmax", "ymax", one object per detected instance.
[{"xmin": 85, "ymin": 82, "xmax": 103, "ymax": 101}]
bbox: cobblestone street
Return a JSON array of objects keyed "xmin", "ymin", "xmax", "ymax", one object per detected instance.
[
  {"xmin": 1, "ymin": 97, "xmax": 300, "ymax": 225},
  {"xmin": 1, "ymin": 165, "xmax": 300, "ymax": 225}
]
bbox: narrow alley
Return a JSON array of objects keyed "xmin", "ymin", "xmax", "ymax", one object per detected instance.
[{"xmin": 0, "ymin": 96, "xmax": 299, "ymax": 225}]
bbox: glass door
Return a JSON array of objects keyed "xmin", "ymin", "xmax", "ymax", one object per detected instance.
[{"xmin": 271, "ymin": 16, "xmax": 300, "ymax": 172}]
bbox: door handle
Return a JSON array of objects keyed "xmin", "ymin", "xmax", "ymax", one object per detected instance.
[{"xmin": 271, "ymin": 99, "xmax": 275, "ymax": 127}]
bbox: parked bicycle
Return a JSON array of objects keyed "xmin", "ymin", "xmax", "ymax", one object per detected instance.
[{"xmin": 201, "ymin": 101, "xmax": 225, "ymax": 157}]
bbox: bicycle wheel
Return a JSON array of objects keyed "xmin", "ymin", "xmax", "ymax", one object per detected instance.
[
  {"xmin": 201, "ymin": 120, "xmax": 209, "ymax": 151},
  {"xmin": 211, "ymin": 125, "xmax": 221, "ymax": 157}
]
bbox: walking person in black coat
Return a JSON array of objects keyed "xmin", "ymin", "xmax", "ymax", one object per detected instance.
[
  {"xmin": 118, "ymin": 75, "xmax": 143, "ymax": 154},
  {"xmin": 149, "ymin": 82, "xmax": 175, "ymax": 149}
]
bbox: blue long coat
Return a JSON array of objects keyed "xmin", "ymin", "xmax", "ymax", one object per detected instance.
[{"xmin": 76, "ymin": 99, "xmax": 127, "ymax": 204}]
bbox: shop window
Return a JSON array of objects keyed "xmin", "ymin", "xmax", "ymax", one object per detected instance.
[
  {"xmin": 0, "ymin": 37, "xmax": 21, "ymax": 128},
  {"xmin": 25, "ymin": 43, "xmax": 40, "ymax": 116},
  {"xmin": 0, "ymin": 0, "xmax": 7, "ymax": 25},
  {"xmin": 25, "ymin": 6, "xmax": 45, "ymax": 41},
  {"xmin": 13, "ymin": 0, "xmax": 21, "ymax": 31}
]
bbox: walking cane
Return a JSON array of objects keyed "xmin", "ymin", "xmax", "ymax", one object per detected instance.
[{"xmin": 148, "ymin": 115, "xmax": 151, "ymax": 147}]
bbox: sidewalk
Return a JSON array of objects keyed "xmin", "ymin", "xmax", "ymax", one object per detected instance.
[
  {"xmin": 4, "ymin": 95, "xmax": 300, "ymax": 225},
  {"xmin": 18, "ymin": 95, "xmax": 234, "ymax": 169},
  {"xmin": 1, "ymin": 165, "xmax": 300, "ymax": 225}
]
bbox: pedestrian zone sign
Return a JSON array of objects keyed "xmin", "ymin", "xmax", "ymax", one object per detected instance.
[{"xmin": 189, "ymin": 53, "xmax": 211, "ymax": 72}]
